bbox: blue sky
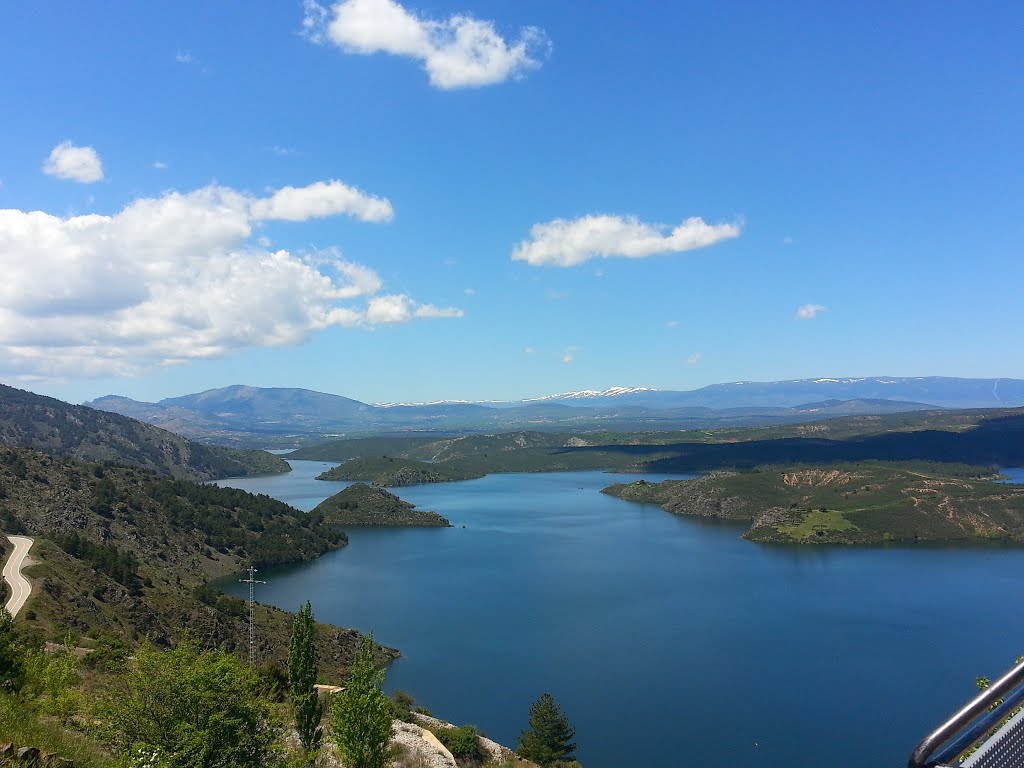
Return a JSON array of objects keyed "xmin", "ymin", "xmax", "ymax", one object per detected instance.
[{"xmin": 1, "ymin": 1, "xmax": 1021, "ymax": 405}]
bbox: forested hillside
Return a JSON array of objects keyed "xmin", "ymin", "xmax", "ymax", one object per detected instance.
[
  {"xmin": 0, "ymin": 384, "xmax": 289, "ymax": 481},
  {"xmin": 0, "ymin": 446, "xmax": 389, "ymax": 674}
]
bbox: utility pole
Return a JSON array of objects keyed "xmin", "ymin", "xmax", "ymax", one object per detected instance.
[{"xmin": 238, "ymin": 566, "xmax": 266, "ymax": 665}]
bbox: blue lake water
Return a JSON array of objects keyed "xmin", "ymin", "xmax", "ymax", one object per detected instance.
[
  {"xmin": 1000, "ymin": 467, "xmax": 1024, "ymax": 484},
  {"xmin": 219, "ymin": 462, "xmax": 1024, "ymax": 768}
]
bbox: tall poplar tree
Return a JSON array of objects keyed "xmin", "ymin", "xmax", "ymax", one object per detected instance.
[
  {"xmin": 331, "ymin": 635, "xmax": 393, "ymax": 768},
  {"xmin": 288, "ymin": 601, "xmax": 323, "ymax": 752},
  {"xmin": 518, "ymin": 692, "xmax": 579, "ymax": 767}
]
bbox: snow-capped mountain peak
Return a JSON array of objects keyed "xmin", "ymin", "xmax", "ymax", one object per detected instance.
[{"xmin": 522, "ymin": 387, "xmax": 658, "ymax": 402}]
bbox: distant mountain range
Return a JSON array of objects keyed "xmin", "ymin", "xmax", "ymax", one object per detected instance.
[{"xmin": 81, "ymin": 377, "xmax": 1024, "ymax": 445}]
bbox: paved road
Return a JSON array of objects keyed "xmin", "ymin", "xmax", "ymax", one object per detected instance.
[{"xmin": 3, "ymin": 536, "xmax": 34, "ymax": 618}]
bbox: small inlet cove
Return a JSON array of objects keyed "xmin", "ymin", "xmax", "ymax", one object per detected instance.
[{"xmin": 218, "ymin": 462, "xmax": 1024, "ymax": 768}]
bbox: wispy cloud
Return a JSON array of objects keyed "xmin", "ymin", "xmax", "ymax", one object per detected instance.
[
  {"xmin": 0, "ymin": 180, "xmax": 459, "ymax": 379},
  {"xmin": 153, "ymin": 161, "xmax": 169, "ymax": 170},
  {"xmin": 175, "ymin": 50, "xmax": 196, "ymax": 64},
  {"xmin": 302, "ymin": 0, "xmax": 550, "ymax": 89},
  {"xmin": 561, "ymin": 345, "xmax": 580, "ymax": 364},
  {"xmin": 512, "ymin": 214, "xmax": 741, "ymax": 267},
  {"xmin": 523, "ymin": 347, "xmax": 536, "ymax": 355},
  {"xmin": 686, "ymin": 352, "xmax": 703, "ymax": 365},
  {"xmin": 795, "ymin": 303, "xmax": 828, "ymax": 320},
  {"xmin": 267, "ymin": 145, "xmax": 297, "ymax": 156},
  {"xmin": 666, "ymin": 320, "xmax": 681, "ymax": 329},
  {"xmin": 42, "ymin": 141, "xmax": 104, "ymax": 183}
]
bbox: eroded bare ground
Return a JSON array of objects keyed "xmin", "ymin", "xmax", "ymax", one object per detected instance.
[{"xmin": 782, "ymin": 469, "xmax": 865, "ymax": 487}]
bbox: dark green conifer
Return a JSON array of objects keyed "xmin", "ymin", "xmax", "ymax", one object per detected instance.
[{"xmin": 518, "ymin": 692, "xmax": 578, "ymax": 767}]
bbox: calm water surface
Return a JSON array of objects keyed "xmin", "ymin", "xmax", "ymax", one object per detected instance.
[{"xmin": 219, "ymin": 462, "xmax": 1024, "ymax": 768}]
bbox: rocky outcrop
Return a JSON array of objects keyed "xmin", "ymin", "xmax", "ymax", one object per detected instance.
[{"xmin": 0, "ymin": 743, "xmax": 75, "ymax": 767}]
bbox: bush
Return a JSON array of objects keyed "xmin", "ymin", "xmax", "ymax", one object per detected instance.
[
  {"xmin": 436, "ymin": 725, "xmax": 485, "ymax": 763},
  {"xmin": 99, "ymin": 638, "xmax": 280, "ymax": 768},
  {"xmin": 390, "ymin": 689, "xmax": 416, "ymax": 722}
]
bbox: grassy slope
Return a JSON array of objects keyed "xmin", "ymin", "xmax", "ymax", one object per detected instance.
[
  {"xmin": 0, "ymin": 383, "xmax": 289, "ymax": 481},
  {"xmin": 0, "ymin": 446, "xmax": 394, "ymax": 677},
  {"xmin": 312, "ymin": 483, "xmax": 450, "ymax": 527},
  {"xmin": 603, "ymin": 461, "xmax": 1024, "ymax": 544}
]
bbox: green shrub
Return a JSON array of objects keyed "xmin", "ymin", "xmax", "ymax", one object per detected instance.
[
  {"xmin": 390, "ymin": 689, "xmax": 416, "ymax": 722},
  {"xmin": 436, "ymin": 725, "xmax": 485, "ymax": 763}
]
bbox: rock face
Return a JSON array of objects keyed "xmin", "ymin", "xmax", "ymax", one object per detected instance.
[{"xmin": 391, "ymin": 721, "xmax": 458, "ymax": 768}]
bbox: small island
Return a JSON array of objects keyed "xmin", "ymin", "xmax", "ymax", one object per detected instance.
[
  {"xmin": 316, "ymin": 456, "xmax": 486, "ymax": 486},
  {"xmin": 603, "ymin": 461, "xmax": 1024, "ymax": 545},
  {"xmin": 313, "ymin": 482, "xmax": 452, "ymax": 527}
]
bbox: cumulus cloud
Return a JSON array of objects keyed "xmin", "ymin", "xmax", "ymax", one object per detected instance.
[
  {"xmin": 795, "ymin": 303, "xmax": 828, "ymax": 320},
  {"xmin": 0, "ymin": 181, "xmax": 459, "ymax": 378},
  {"xmin": 42, "ymin": 142, "xmax": 104, "ymax": 183},
  {"xmin": 512, "ymin": 214, "xmax": 741, "ymax": 267},
  {"xmin": 303, "ymin": 0, "xmax": 549, "ymax": 89},
  {"xmin": 250, "ymin": 180, "xmax": 393, "ymax": 222}
]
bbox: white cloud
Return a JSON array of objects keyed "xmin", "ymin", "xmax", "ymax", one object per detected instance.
[
  {"xmin": 153, "ymin": 161, "xmax": 169, "ymax": 170},
  {"xmin": 560, "ymin": 345, "xmax": 579, "ymax": 364},
  {"xmin": 415, "ymin": 304, "xmax": 464, "ymax": 319},
  {"xmin": 795, "ymin": 303, "xmax": 828, "ymax": 320},
  {"xmin": 175, "ymin": 51, "xmax": 196, "ymax": 64},
  {"xmin": 0, "ymin": 181, "xmax": 459, "ymax": 379},
  {"xmin": 782, "ymin": 235, "xmax": 794, "ymax": 245},
  {"xmin": 463, "ymin": 288, "xmax": 476, "ymax": 296},
  {"xmin": 303, "ymin": 0, "xmax": 549, "ymax": 89},
  {"xmin": 42, "ymin": 142, "xmax": 104, "ymax": 183},
  {"xmin": 512, "ymin": 214, "xmax": 741, "ymax": 267},
  {"xmin": 267, "ymin": 145, "xmax": 297, "ymax": 156},
  {"xmin": 250, "ymin": 180, "xmax": 394, "ymax": 222},
  {"xmin": 666, "ymin": 320, "xmax": 680, "ymax": 328},
  {"xmin": 687, "ymin": 353, "xmax": 703, "ymax": 365},
  {"xmin": 523, "ymin": 347, "xmax": 536, "ymax": 355}
]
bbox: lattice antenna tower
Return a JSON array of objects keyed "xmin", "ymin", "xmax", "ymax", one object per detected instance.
[{"xmin": 238, "ymin": 566, "xmax": 266, "ymax": 665}]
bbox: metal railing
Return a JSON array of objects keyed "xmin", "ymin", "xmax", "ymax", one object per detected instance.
[{"xmin": 909, "ymin": 656, "xmax": 1024, "ymax": 767}]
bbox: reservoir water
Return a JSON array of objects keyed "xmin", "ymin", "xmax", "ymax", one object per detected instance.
[{"xmin": 219, "ymin": 462, "xmax": 1024, "ymax": 768}]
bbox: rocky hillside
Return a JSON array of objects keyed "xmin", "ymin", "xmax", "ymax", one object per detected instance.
[
  {"xmin": 312, "ymin": 483, "xmax": 451, "ymax": 527},
  {"xmin": 0, "ymin": 384, "xmax": 289, "ymax": 481},
  {"xmin": 0, "ymin": 446, "xmax": 393, "ymax": 675},
  {"xmin": 603, "ymin": 461, "xmax": 1024, "ymax": 544}
]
